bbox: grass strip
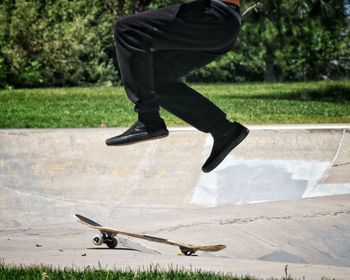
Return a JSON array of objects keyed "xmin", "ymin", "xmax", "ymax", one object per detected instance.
[
  {"xmin": 0, "ymin": 81, "xmax": 349, "ymax": 128},
  {"xmin": 0, "ymin": 264, "xmax": 266, "ymax": 280}
]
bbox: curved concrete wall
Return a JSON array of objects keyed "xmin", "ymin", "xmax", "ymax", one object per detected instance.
[{"xmin": 0, "ymin": 126, "xmax": 349, "ymax": 228}]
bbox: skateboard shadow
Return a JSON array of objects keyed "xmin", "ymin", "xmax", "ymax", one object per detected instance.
[{"xmin": 87, "ymin": 247, "xmax": 140, "ymax": 252}]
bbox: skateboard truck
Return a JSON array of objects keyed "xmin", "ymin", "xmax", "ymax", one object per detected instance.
[
  {"xmin": 179, "ymin": 246, "xmax": 196, "ymax": 256},
  {"xmin": 92, "ymin": 232, "xmax": 118, "ymax": 249}
]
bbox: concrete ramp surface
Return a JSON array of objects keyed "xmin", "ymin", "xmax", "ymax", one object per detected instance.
[{"xmin": 1, "ymin": 125, "xmax": 350, "ymax": 279}]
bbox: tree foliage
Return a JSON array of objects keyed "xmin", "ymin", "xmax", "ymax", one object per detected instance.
[
  {"xmin": 225, "ymin": 0, "xmax": 350, "ymax": 82},
  {"xmin": 0, "ymin": 0, "xmax": 349, "ymax": 88}
]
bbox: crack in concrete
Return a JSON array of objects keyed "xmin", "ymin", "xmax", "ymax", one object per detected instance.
[
  {"xmin": 320, "ymin": 129, "xmax": 346, "ymax": 182},
  {"xmin": 148, "ymin": 210, "xmax": 350, "ymax": 234},
  {"xmin": 221, "ymin": 210, "xmax": 350, "ymax": 225},
  {"xmin": 332, "ymin": 161, "xmax": 350, "ymax": 167}
]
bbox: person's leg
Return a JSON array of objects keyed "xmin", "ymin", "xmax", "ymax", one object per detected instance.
[
  {"xmin": 106, "ymin": 4, "xmax": 183, "ymax": 146},
  {"xmin": 108, "ymin": 0, "xmax": 239, "ymax": 136},
  {"xmin": 153, "ymin": 49, "xmax": 249, "ymax": 173},
  {"xmin": 153, "ymin": 49, "xmax": 227, "ymax": 133},
  {"xmin": 107, "ymin": 0, "xmax": 249, "ymax": 171},
  {"xmin": 149, "ymin": 2, "xmax": 249, "ymax": 172}
]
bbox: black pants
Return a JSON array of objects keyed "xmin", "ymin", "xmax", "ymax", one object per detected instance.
[{"xmin": 114, "ymin": 0, "xmax": 241, "ymax": 132}]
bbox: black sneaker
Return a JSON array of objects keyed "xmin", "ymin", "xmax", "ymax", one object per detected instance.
[
  {"xmin": 105, "ymin": 120, "xmax": 169, "ymax": 146},
  {"xmin": 202, "ymin": 122, "xmax": 249, "ymax": 173}
]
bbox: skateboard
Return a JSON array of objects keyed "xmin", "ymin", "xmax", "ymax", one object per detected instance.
[{"xmin": 74, "ymin": 214, "xmax": 226, "ymax": 256}]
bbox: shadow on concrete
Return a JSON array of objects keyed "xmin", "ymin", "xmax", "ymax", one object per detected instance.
[
  {"xmin": 220, "ymin": 84, "xmax": 350, "ymax": 102},
  {"xmin": 87, "ymin": 247, "xmax": 140, "ymax": 252}
]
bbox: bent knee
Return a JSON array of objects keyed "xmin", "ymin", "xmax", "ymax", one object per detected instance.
[{"xmin": 114, "ymin": 19, "xmax": 125, "ymax": 39}]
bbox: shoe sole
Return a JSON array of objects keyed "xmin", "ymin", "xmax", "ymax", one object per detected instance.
[
  {"xmin": 202, "ymin": 128, "xmax": 250, "ymax": 173},
  {"xmin": 106, "ymin": 131, "xmax": 169, "ymax": 146}
]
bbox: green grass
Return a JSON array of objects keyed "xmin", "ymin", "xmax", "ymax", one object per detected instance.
[
  {"xmin": 0, "ymin": 81, "xmax": 349, "ymax": 128},
  {"xmin": 0, "ymin": 264, "xmax": 296, "ymax": 280},
  {"xmin": 0, "ymin": 265, "xmax": 257, "ymax": 280}
]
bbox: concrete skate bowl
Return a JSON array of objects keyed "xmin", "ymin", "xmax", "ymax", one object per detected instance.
[{"xmin": 1, "ymin": 126, "xmax": 350, "ymax": 269}]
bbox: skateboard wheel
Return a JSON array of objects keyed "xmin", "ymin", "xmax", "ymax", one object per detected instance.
[
  {"xmin": 105, "ymin": 237, "xmax": 118, "ymax": 249},
  {"xmin": 92, "ymin": 234, "xmax": 104, "ymax": 246}
]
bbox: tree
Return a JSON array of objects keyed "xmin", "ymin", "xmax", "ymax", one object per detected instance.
[
  {"xmin": 232, "ymin": 0, "xmax": 349, "ymax": 81},
  {"xmin": 0, "ymin": 0, "xmax": 348, "ymax": 87}
]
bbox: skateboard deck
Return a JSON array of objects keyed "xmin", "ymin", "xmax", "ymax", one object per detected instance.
[{"xmin": 74, "ymin": 214, "xmax": 226, "ymax": 256}]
